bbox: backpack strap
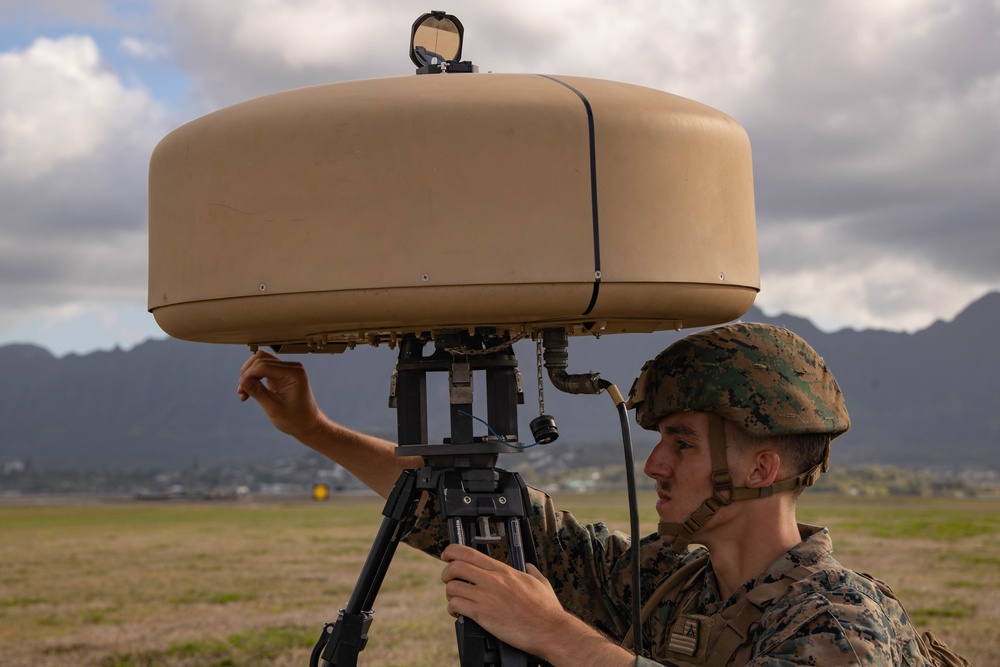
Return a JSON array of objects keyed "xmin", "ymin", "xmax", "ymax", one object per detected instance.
[
  {"xmin": 620, "ymin": 553, "xmax": 710, "ymax": 651},
  {"xmin": 703, "ymin": 574, "xmax": 802, "ymax": 665},
  {"xmin": 623, "ymin": 559, "xmax": 826, "ymax": 664}
]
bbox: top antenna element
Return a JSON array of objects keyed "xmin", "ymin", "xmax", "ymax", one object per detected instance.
[{"xmin": 410, "ymin": 11, "xmax": 477, "ymax": 74}]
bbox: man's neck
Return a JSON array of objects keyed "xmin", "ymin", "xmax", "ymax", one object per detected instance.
[{"xmin": 702, "ymin": 507, "xmax": 802, "ymax": 600}]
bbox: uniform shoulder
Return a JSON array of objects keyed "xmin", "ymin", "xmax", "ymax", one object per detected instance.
[
  {"xmin": 754, "ymin": 565, "xmax": 930, "ymax": 665},
  {"xmin": 769, "ymin": 562, "xmax": 906, "ymax": 625}
]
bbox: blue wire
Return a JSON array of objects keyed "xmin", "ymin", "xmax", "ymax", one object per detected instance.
[{"xmin": 457, "ymin": 410, "xmax": 539, "ymax": 449}]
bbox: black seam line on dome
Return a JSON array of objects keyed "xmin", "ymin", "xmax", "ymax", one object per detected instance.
[{"xmin": 537, "ymin": 75, "xmax": 602, "ymax": 317}]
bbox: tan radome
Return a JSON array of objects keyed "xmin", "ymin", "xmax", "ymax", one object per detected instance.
[{"xmin": 148, "ymin": 73, "xmax": 759, "ymax": 351}]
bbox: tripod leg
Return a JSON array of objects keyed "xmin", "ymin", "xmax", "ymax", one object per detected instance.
[
  {"xmin": 348, "ymin": 470, "xmax": 419, "ymax": 613},
  {"xmin": 313, "ymin": 470, "xmax": 420, "ymax": 667}
]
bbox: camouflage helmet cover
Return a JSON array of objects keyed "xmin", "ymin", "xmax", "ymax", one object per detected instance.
[{"xmin": 630, "ymin": 322, "xmax": 850, "ymax": 438}]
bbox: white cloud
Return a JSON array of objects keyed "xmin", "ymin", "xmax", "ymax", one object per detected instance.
[
  {"xmin": 0, "ymin": 35, "xmax": 161, "ymax": 183},
  {"xmin": 155, "ymin": 1, "xmax": 770, "ymax": 110},
  {"xmin": 0, "ymin": 34, "xmax": 170, "ymax": 350},
  {"xmin": 757, "ymin": 255, "xmax": 992, "ymax": 333},
  {"xmin": 119, "ymin": 36, "xmax": 169, "ymax": 61},
  {"xmin": 0, "ymin": 300, "xmax": 162, "ymax": 356},
  {"xmin": 160, "ymin": 0, "xmax": 403, "ymax": 68},
  {"xmin": 0, "ymin": 228, "xmax": 149, "ymax": 306}
]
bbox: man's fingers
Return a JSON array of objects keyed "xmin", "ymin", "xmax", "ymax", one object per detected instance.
[
  {"xmin": 239, "ymin": 350, "xmax": 304, "ymax": 380},
  {"xmin": 239, "ymin": 348, "xmax": 280, "ymax": 373},
  {"xmin": 238, "ymin": 353, "xmax": 306, "ymax": 402},
  {"xmin": 441, "ymin": 559, "xmax": 479, "ymax": 586},
  {"xmin": 237, "ymin": 357, "xmax": 270, "ymax": 402},
  {"xmin": 237, "ymin": 375, "xmax": 266, "ymax": 402},
  {"xmin": 441, "ymin": 543, "xmax": 497, "ymax": 568},
  {"xmin": 239, "ymin": 352, "xmax": 260, "ymax": 375},
  {"xmin": 238, "ymin": 352, "xmax": 270, "ymax": 400},
  {"xmin": 446, "ymin": 595, "xmax": 474, "ymax": 620}
]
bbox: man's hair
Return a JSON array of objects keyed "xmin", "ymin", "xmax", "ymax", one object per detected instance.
[{"xmin": 724, "ymin": 420, "xmax": 830, "ymax": 498}]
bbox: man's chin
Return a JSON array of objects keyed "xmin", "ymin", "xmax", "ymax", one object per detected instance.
[
  {"xmin": 657, "ymin": 512, "xmax": 683, "ymax": 526},
  {"xmin": 656, "ymin": 493, "xmax": 701, "ymax": 522}
]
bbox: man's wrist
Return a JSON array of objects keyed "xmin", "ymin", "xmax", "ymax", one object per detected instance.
[{"xmin": 536, "ymin": 613, "xmax": 636, "ymax": 667}]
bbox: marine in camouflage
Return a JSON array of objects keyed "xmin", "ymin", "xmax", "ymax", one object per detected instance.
[
  {"xmin": 400, "ymin": 323, "xmax": 931, "ymax": 664},
  {"xmin": 628, "ymin": 322, "xmax": 850, "ymax": 438},
  {"xmin": 403, "ymin": 488, "xmax": 932, "ymax": 666}
]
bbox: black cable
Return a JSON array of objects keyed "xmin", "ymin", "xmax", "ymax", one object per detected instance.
[{"xmin": 599, "ymin": 379, "xmax": 643, "ymax": 658}]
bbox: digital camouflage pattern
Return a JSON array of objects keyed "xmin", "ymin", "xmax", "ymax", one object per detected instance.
[
  {"xmin": 403, "ymin": 488, "xmax": 932, "ymax": 666},
  {"xmin": 628, "ymin": 322, "xmax": 851, "ymax": 437},
  {"xmin": 400, "ymin": 324, "xmax": 940, "ymax": 664}
]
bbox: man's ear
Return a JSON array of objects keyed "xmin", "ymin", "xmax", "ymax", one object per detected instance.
[{"xmin": 745, "ymin": 449, "xmax": 782, "ymax": 489}]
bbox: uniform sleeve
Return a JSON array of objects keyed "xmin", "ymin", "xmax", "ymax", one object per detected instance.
[
  {"xmin": 403, "ymin": 485, "xmax": 682, "ymax": 643},
  {"xmin": 525, "ymin": 486, "xmax": 644, "ymax": 640}
]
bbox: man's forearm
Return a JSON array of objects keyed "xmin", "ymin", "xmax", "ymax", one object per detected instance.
[
  {"xmin": 238, "ymin": 350, "xmax": 423, "ymax": 498},
  {"xmin": 295, "ymin": 415, "xmax": 423, "ymax": 498},
  {"xmin": 532, "ymin": 611, "xmax": 637, "ymax": 667}
]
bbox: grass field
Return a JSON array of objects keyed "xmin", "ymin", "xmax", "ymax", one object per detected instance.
[{"xmin": 1, "ymin": 492, "xmax": 996, "ymax": 666}]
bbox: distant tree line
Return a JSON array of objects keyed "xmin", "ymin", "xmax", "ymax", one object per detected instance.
[{"xmin": 2, "ymin": 450, "xmax": 997, "ymax": 499}]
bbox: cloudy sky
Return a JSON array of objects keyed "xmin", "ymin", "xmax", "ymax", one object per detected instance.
[{"xmin": 1, "ymin": 0, "xmax": 998, "ymax": 356}]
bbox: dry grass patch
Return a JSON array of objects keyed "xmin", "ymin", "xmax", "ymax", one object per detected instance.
[
  {"xmin": 1, "ymin": 493, "xmax": 995, "ymax": 665},
  {"xmin": 0, "ymin": 499, "xmax": 455, "ymax": 666}
]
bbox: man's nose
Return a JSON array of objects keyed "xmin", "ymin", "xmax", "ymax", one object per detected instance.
[{"xmin": 643, "ymin": 439, "xmax": 671, "ymax": 479}]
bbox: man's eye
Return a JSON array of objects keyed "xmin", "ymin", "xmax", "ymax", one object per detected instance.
[{"xmin": 677, "ymin": 440, "xmax": 692, "ymax": 450}]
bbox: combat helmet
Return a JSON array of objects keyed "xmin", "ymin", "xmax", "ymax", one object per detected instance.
[{"xmin": 626, "ymin": 322, "xmax": 850, "ymax": 551}]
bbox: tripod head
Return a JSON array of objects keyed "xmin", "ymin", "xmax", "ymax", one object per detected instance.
[
  {"xmin": 388, "ymin": 327, "xmax": 605, "ymax": 465},
  {"xmin": 392, "ymin": 329, "xmax": 524, "ymax": 461}
]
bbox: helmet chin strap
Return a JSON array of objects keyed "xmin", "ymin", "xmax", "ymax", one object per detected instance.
[
  {"xmin": 658, "ymin": 414, "xmax": 732, "ymax": 553},
  {"xmin": 657, "ymin": 415, "xmax": 831, "ymax": 553}
]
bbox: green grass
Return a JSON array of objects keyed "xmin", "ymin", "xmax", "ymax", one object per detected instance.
[
  {"xmin": 826, "ymin": 510, "xmax": 999, "ymax": 540},
  {"xmin": 0, "ymin": 498, "xmax": 382, "ymax": 532},
  {"xmin": 175, "ymin": 590, "xmax": 259, "ymax": 605},
  {"xmin": 102, "ymin": 626, "xmax": 318, "ymax": 667},
  {"xmin": 910, "ymin": 599, "xmax": 978, "ymax": 624},
  {"xmin": 1, "ymin": 494, "xmax": 996, "ymax": 666},
  {"xmin": 951, "ymin": 552, "xmax": 1000, "ymax": 566},
  {"xmin": 0, "ymin": 596, "xmax": 45, "ymax": 608}
]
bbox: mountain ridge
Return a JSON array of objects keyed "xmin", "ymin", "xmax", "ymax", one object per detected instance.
[{"xmin": 1, "ymin": 292, "xmax": 997, "ymax": 471}]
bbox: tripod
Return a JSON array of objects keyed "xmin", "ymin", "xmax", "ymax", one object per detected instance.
[{"xmin": 310, "ymin": 332, "xmax": 547, "ymax": 667}]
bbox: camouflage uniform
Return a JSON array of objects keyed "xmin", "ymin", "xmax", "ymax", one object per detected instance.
[
  {"xmin": 404, "ymin": 487, "xmax": 933, "ymax": 666},
  {"xmin": 404, "ymin": 323, "xmax": 931, "ymax": 664}
]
